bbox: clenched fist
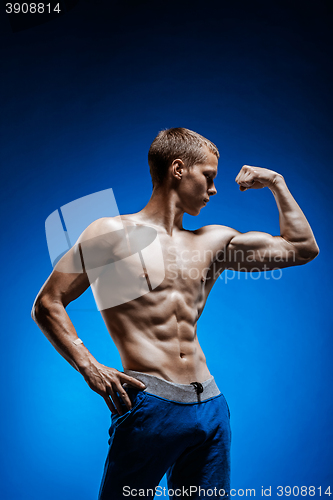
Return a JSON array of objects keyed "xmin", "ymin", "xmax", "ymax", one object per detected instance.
[{"xmin": 235, "ymin": 165, "xmax": 283, "ymax": 191}]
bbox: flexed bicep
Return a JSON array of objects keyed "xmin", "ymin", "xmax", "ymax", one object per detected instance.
[{"xmin": 225, "ymin": 230, "xmax": 299, "ymax": 272}]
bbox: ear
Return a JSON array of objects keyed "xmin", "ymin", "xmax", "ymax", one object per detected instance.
[{"xmin": 171, "ymin": 158, "xmax": 185, "ymax": 180}]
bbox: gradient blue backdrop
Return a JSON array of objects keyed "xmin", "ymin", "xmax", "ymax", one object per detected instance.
[{"xmin": 1, "ymin": 1, "xmax": 332, "ymax": 499}]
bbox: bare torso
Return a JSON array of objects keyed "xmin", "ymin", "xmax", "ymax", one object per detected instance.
[{"xmin": 94, "ymin": 213, "xmax": 232, "ymax": 384}]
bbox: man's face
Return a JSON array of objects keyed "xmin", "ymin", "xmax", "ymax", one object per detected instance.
[{"xmin": 178, "ymin": 149, "xmax": 218, "ymax": 216}]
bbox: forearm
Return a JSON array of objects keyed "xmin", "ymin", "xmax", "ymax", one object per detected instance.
[
  {"xmin": 32, "ymin": 296, "xmax": 97, "ymax": 373},
  {"xmin": 269, "ymin": 175, "xmax": 319, "ymax": 258}
]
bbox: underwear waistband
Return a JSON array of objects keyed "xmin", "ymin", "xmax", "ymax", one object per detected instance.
[{"xmin": 124, "ymin": 369, "xmax": 221, "ymax": 403}]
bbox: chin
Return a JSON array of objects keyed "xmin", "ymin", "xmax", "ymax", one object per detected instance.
[{"xmin": 186, "ymin": 208, "xmax": 201, "ymax": 216}]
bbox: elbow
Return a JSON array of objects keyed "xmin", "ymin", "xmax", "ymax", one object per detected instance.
[
  {"xmin": 306, "ymin": 241, "xmax": 320, "ymax": 261},
  {"xmin": 297, "ymin": 244, "xmax": 320, "ymax": 264},
  {"xmin": 31, "ymin": 296, "xmax": 42, "ymax": 323},
  {"xmin": 31, "ymin": 295, "xmax": 51, "ymax": 324}
]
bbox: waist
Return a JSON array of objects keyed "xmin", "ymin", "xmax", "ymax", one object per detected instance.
[{"xmin": 124, "ymin": 369, "xmax": 220, "ymax": 403}]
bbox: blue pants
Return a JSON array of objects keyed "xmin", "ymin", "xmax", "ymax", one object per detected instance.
[{"xmin": 98, "ymin": 373, "xmax": 231, "ymax": 499}]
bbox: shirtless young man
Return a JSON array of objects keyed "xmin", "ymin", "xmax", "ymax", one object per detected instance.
[{"xmin": 32, "ymin": 128, "xmax": 319, "ymax": 499}]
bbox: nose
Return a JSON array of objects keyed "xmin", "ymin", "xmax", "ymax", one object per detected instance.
[{"xmin": 208, "ymin": 184, "xmax": 217, "ymax": 196}]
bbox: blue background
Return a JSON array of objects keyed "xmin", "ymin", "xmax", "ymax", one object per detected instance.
[{"xmin": 1, "ymin": 1, "xmax": 332, "ymax": 498}]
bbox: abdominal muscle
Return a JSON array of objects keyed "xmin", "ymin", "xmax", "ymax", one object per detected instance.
[{"xmin": 100, "ymin": 288, "xmax": 212, "ymax": 384}]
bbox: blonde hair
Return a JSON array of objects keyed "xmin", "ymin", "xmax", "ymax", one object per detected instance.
[{"xmin": 148, "ymin": 128, "xmax": 219, "ymax": 186}]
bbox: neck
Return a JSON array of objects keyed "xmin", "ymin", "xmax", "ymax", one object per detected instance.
[{"xmin": 137, "ymin": 184, "xmax": 184, "ymax": 235}]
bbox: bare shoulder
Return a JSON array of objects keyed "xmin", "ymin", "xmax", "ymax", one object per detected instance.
[
  {"xmin": 185, "ymin": 225, "xmax": 242, "ymax": 259},
  {"xmin": 195, "ymin": 224, "xmax": 240, "ymax": 245},
  {"xmin": 53, "ymin": 216, "xmax": 125, "ymax": 274},
  {"xmin": 76, "ymin": 215, "xmax": 124, "ymax": 243},
  {"xmin": 77, "ymin": 212, "xmax": 147, "ymax": 241}
]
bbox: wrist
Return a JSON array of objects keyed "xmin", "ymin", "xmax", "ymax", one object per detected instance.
[
  {"xmin": 75, "ymin": 349, "xmax": 98, "ymax": 374},
  {"xmin": 269, "ymin": 173, "xmax": 285, "ymax": 192}
]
